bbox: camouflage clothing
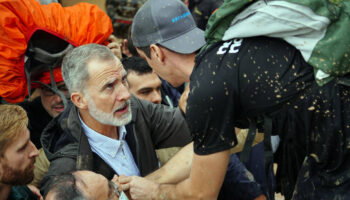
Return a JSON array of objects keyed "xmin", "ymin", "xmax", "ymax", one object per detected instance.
[
  {"xmin": 106, "ymin": 0, "xmax": 146, "ymax": 38},
  {"xmin": 188, "ymin": 0, "xmax": 223, "ymax": 30}
]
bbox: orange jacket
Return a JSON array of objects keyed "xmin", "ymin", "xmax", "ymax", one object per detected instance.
[{"xmin": 0, "ymin": 0, "xmax": 113, "ymax": 103}]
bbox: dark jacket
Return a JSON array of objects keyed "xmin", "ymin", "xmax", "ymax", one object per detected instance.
[
  {"xmin": 40, "ymin": 95, "xmax": 192, "ymax": 195},
  {"xmin": 8, "ymin": 186, "xmax": 37, "ymax": 200},
  {"xmin": 18, "ymin": 97, "xmax": 52, "ymax": 149}
]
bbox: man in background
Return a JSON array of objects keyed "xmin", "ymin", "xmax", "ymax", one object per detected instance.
[
  {"xmin": 0, "ymin": 105, "xmax": 41, "ymax": 200},
  {"xmin": 123, "ymin": 57, "xmax": 162, "ymax": 105}
]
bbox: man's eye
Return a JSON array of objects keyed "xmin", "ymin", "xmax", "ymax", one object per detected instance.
[
  {"xmin": 106, "ymin": 83, "xmax": 114, "ymax": 89},
  {"xmin": 122, "ymin": 76, "xmax": 127, "ymax": 83},
  {"xmin": 58, "ymin": 85, "xmax": 68, "ymax": 91},
  {"xmin": 140, "ymin": 90, "xmax": 151, "ymax": 95}
]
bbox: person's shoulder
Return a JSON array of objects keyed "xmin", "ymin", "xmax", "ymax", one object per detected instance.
[
  {"xmin": 41, "ymin": 102, "xmax": 78, "ymax": 156},
  {"xmin": 243, "ymin": 36, "xmax": 296, "ymax": 53},
  {"xmin": 130, "ymin": 94, "xmax": 162, "ymax": 110},
  {"xmin": 8, "ymin": 185, "xmax": 37, "ymax": 200},
  {"xmin": 130, "ymin": 95, "xmax": 180, "ymax": 122},
  {"xmin": 18, "ymin": 97, "xmax": 43, "ymax": 112}
]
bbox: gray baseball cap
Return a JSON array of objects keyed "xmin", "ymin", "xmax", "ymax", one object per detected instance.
[{"xmin": 131, "ymin": 0, "xmax": 205, "ymax": 54}]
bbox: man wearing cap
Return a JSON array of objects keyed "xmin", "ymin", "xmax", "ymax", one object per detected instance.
[
  {"xmin": 119, "ymin": 0, "xmax": 270, "ymax": 199},
  {"xmin": 121, "ymin": 56, "xmax": 267, "ymax": 200},
  {"xmin": 119, "ymin": 0, "xmax": 350, "ymax": 199},
  {"xmin": 122, "ymin": 57, "xmax": 264, "ymax": 200}
]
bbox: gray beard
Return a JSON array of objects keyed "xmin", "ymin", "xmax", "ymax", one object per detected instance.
[{"xmin": 86, "ymin": 95, "xmax": 132, "ymax": 126}]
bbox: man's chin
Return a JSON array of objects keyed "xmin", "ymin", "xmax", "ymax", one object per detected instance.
[
  {"xmin": 51, "ymin": 108, "xmax": 64, "ymax": 117},
  {"xmin": 115, "ymin": 111, "xmax": 132, "ymax": 126},
  {"xmin": 1, "ymin": 171, "xmax": 34, "ymax": 185}
]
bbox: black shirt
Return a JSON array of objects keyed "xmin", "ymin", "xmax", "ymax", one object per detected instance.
[
  {"xmin": 187, "ymin": 37, "xmax": 314, "ymax": 155},
  {"xmin": 187, "ymin": 36, "xmax": 350, "ymax": 199}
]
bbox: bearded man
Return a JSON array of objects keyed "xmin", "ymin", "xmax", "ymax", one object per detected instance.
[
  {"xmin": 40, "ymin": 44, "xmax": 192, "ymax": 196},
  {"xmin": 0, "ymin": 105, "xmax": 40, "ymax": 200}
]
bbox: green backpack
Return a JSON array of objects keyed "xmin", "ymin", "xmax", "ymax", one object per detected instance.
[{"xmin": 204, "ymin": 0, "xmax": 350, "ymax": 86}]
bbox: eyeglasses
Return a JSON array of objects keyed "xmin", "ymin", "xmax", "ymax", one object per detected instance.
[
  {"xmin": 40, "ymin": 84, "xmax": 69, "ymax": 97},
  {"xmin": 108, "ymin": 180, "xmax": 120, "ymax": 200}
]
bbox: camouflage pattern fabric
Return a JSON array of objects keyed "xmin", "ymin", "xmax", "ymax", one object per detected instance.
[
  {"xmin": 188, "ymin": 0, "xmax": 223, "ymax": 30},
  {"xmin": 204, "ymin": 0, "xmax": 350, "ymax": 86},
  {"xmin": 106, "ymin": 0, "xmax": 146, "ymax": 38}
]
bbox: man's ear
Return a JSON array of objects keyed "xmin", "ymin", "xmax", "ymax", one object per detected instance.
[
  {"xmin": 71, "ymin": 92, "xmax": 88, "ymax": 110},
  {"xmin": 150, "ymin": 44, "xmax": 165, "ymax": 63}
]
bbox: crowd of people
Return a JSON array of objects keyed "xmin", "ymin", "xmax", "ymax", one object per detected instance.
[{"xmin": 0, "ymin": 0, "xmax": 349, "ymax": 200}]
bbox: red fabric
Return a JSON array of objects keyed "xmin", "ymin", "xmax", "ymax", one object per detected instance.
[
  {"xmin": 31, "ymin": 67, "xmax": 64, "ymax": 88},
  {"xmin": 0, "ymin": 0, "xmax": 113, "ymax": 103}
]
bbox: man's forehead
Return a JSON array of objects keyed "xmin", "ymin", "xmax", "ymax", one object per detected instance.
[
  {"xmin": 87, "ymin": 59, "xmax": 124, "ymax": 75},
  {"xmin": 128, "ymin": 72, "xmax": 161, "ymax": 87},
  {"xmin": 8, "ymin": 128, "xmax": 29, "ymax": 149}
]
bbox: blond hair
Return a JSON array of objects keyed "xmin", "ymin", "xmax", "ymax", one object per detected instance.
[{"xmin": 0, "ymin": 104, "xmax": 28, "ymax": 156}]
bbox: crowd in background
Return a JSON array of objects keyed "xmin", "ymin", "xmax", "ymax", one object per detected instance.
[{"xmin": 0, "ymin": 0, "xmax": 349, "ymax": 200}]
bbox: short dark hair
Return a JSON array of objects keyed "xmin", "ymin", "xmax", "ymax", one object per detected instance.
[
  {"xmin": 136, "ymin": 44, "xmax": 178, "ymax": 59},
  {"xmin": 136, "ymin": 46, "xmax": 151, "ymax": 58},
  {"xmin": 126, "ymin": 26, "xmax": 140, "ymax": 57},
  {"xmin": 122, "ymin": 56, "xmax": 152, "ymax": 75},
  {"xmin": 45, "ymin": 173, "xmax": 86, "ymax": 200}
]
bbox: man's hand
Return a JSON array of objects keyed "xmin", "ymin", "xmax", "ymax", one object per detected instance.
[
  {"xmin": 107, "ymin": 35, "xmax": 122, "ymax": 59},
  {"xmin": 112, "ymin": 174, "xmax": 119, "ymax": 185},
  {"xmin": 119, "ymin": 175, "xmax": 159, "ymax": 200},
  {"xmin": 27, "ymin": 184, "xmax": 43, "ymax": 200}
]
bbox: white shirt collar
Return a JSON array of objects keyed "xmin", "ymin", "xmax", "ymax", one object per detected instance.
[{"xmin": 78, "ymin": 113, "xmax": 127, "ymax": 156}]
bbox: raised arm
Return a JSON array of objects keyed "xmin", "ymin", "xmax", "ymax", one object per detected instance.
[
  {"xmin": 147, "ymin": 142, "xmax": 193, "ymax": 184},
  {"xmin": 119, "ymin": 149, "xmax": 230, "ymax": 200}
]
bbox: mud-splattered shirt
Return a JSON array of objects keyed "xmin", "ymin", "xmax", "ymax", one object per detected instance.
[
  {"xmin": 187, "ymin": 36, "xmax": 350, "ymax": 199},
  {"xmin": 188, "ymin": 36, "xmax": 314, "ymax": 155}
]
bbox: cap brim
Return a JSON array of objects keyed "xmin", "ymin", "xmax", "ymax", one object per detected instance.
[{"xmin": 159, "ymin": 27, "xmax": 205, "ymax": 54}]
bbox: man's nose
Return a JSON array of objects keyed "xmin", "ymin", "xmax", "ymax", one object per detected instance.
[
  {"xmin": 151, "ymin": 91, "xmax": 162, "ymax": 104},
  {"xmin": 52, "ymin": 93, "xmax": 63, "ymax": 102},
  {"xmin": 29, "ymin": 141, "xmax": 39, "ymax": 158},
  {"xmin": 117, "ymin": 84, "xmax": 131, "ymax": 102}
]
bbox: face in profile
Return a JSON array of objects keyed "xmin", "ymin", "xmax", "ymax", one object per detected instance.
[
  {"xmin": 40, "ymin": 82, "xmax": 69, "ymax": 118},
  {"xmin": 0, "ymin": 128, "xmax": 38, "ymax": 185},
  {"xmin": 83, "ymin": 59, "xmax": 132, "ymax": 126},
  {"xmin": 136, "ymin": 48, "xmax": 177, "ymax": 86},
  {"xmin": 74, "ymin": 170, "xmax": 119, "ymax": 200},
  {"xmin": 45, "ymin": 170, "xmax": 119, "ymax": 200},
  {"xmin": 127, "ymin": 71, "xmax": 162, "ymax": 104}
]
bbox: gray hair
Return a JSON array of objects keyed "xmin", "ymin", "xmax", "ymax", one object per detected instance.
[{"xmin": 62, "ymin": 43, "xmax": 117, "ymax": 93}]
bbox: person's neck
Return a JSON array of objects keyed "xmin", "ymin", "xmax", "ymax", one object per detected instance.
[
  {"xmin": 172, "ymin": 53, "xmax": 196, "ymax": 83},
  {"xmin": 0, "ymin": 183, "xmax": 12, "ymax": 200},
  {"xmin": 182, "ymin": 53, "xmax": 196, "ymax": 79},
  {"xmin": 79, "ymin": 110, "xmax": 119, "ymax": 140}
]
